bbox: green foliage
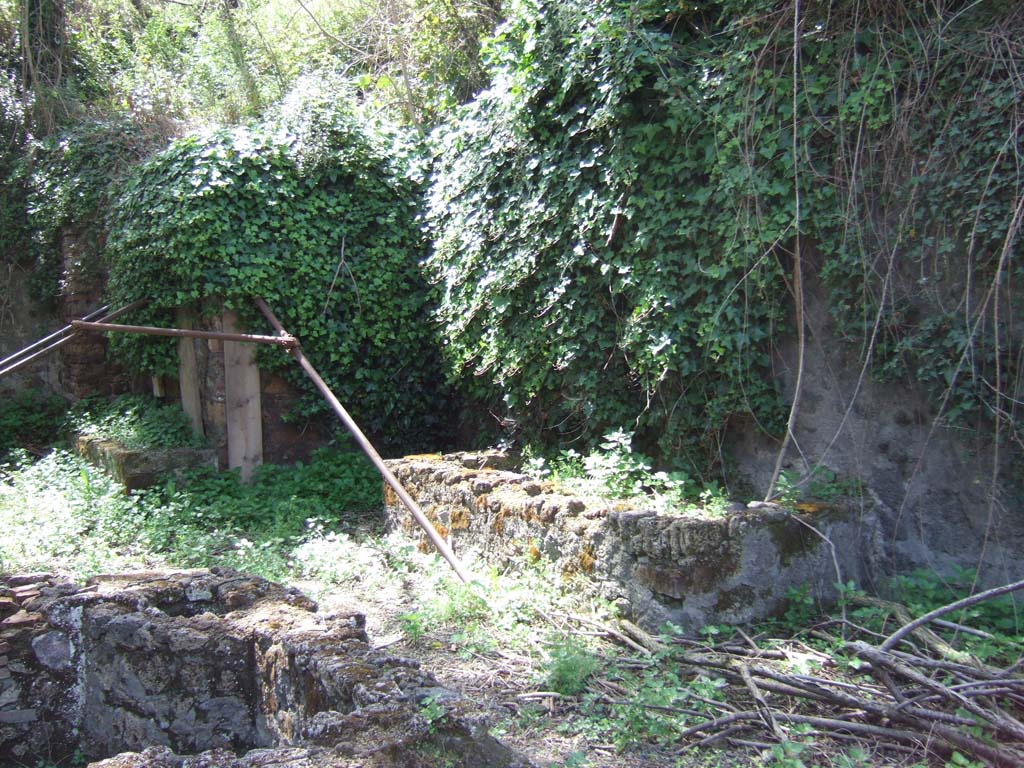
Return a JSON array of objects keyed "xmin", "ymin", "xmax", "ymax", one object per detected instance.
[
  {"xmin": 399, "ymin": 578, "xmax": 492, "ymax": 652},
  {"xmin": 543, "ymin": 639, "xmax": 600, "ymax": 696},
  {"xmin": 525, "ymin": 430, "xmax": 705, "ymax": 513},
  {"xmin": 426, "ymin": 0, "xmax": 1024, "ymax": 474},
  {"xmin": 141, "ymin": 447, "xmax": 381, "ymax": 547},
  {"xmin": 575, "ymin": 666, "xmax": 724, "ymax": 751},
  {"xmin": 419, "ymin": 693, "xmax": 449, "ymax": 733},
  {"xmin": 106, "ymin": 76, "xmax": 451, "ymax": 450},
  {"xmin": 886, "ymin": 569, "xmax": 1022, "ymax": 665},
  {"xmin": 0, "ymin": 390, "xmax": 67, "ymax": 459},
  {"xmin": 0, "ymin": 445, "xmax": 381, "ymax": 581},
  {"xmin": 0, "ymin": 449, "xmax": 149, "ymax": 576},
  {"xmin": 426, "ymin": 0, "xmax": 801, "ymax": 469},
  {"xmin": 773, "ymin": 569, "xmax": 1022, "ymax": 668},
  {"xmin": 30, "ymin": 0, "xmax": 503, "ymax": 129},
  {"xmin": 3, "ymin": 117, "xmax": 161, "ymax": 302},
  {"xmin": 771, "ymin": 467, "xmax": 863, "ymax": 507},
  {"xmin": 66, "ymin": 394, "xmax": 207, "ymax": 450},
  {"xmin": 782, "ymin": 584, "xmax": 818, "ymax": 628},
  {"xmin": 766, "ymin": 732, "xmax": 813, "ymax": 768}
]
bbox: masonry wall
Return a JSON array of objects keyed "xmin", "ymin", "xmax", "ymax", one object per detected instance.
[
  {"xmin": 0, "ymin": 569, "xmax": 522, "ymax": 768},
  {"xmin": 383, "ymin": 453, "xmax": 885, "ymax": 632}
]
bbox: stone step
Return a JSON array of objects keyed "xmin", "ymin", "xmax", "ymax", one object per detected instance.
[{"xmin": 0, "ymin": 611, "xmax": 42, "ymax": 627}]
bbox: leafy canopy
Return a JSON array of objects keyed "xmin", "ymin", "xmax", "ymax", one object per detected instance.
[
  {"xmin": 426, "ymin": 0, "xmax": 1023, "ymax": 472},
  {"xmin": 106, "ymin": 75, "xmax": 451, "ymax": 450}
]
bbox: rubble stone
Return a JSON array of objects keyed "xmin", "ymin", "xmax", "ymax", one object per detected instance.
[
  {"xmin": 0, "ymin": 569, "xmax": 527, "ymax": 768},
  {"xmin": 384, "ymin": 453, "xmax": 884, "ymax": 632}
]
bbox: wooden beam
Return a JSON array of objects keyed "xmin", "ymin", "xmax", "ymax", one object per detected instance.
[
  {"xmin": 176, "ymin": 308, "xmax": 205, "ymax": 439},
  {"xmin": 223, "ymin": 310, "xmax": 262, "ymax": 482}
]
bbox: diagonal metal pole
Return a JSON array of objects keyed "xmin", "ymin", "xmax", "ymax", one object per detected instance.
[
  {"xmin": 0, "ymin": 299, "xmax": 148, "ymax": 379},
  {"xmin": 254, "ymin": 297, "xmax": 471, "ymax": 583}
]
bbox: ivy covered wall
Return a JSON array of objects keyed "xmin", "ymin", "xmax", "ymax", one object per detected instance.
[
  {"xmin": 426, "ymin": 0, "xmax": 1023, "ymax": 479},
  {"xmin": 2, "ymin": 0, "xmax": 1020, "ymax": 482},
  {"xmin": 105, "ymin": 77, "xmax": 452, "ymax": 451}
]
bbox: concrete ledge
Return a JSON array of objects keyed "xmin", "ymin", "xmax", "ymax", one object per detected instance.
[
  {"xmin": 384, "ymin": 452, "xmax": 885, "ymax": 632},
  {"xmin": 76, "ymin": 435, "xmax": 218, "ymax": 491}
]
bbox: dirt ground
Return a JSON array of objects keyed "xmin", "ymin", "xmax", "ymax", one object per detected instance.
[{"xmin": 292, "ymin": 572, "xmax": 756, "ymax": 768}]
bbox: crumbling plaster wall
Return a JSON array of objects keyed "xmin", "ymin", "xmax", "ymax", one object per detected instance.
[{"xmin": 726, "ymin": 281, "xmax": 1024, "ymax": 587}]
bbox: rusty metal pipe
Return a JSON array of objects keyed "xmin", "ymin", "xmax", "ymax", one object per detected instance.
[
  {"xmin": 253, "ymin": 297, "xmax": 471, "ymax": 583},
  {"xmin": 70, "ymin": 320, "xmax": 298, "ymax": 348},
  {"xmin": 0, "ymin": 299, "xmax": 148, "ymax": 379},
  {"xmin": 0, "ymin": 304, "xmax": 111, "ymax": 370}
]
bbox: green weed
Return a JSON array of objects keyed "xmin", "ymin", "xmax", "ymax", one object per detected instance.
[
  {"xmin": 0, "ymin": 446, "xmax": 381, "ymax": 583},
  {"xmin": 543, "ymin": 640, "xmax": 600, "ymax": 696},
  {"xmin": 66, "ymin": 394, "xmax": 207, "ymax": 450},
  {"xmin": 0, "ymin": 390, "xmax": 67, "ymax": 460}
]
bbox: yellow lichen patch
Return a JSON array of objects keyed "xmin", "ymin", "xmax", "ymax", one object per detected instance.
[
  {"xmin": 404, "ymin": 453, "xmax": 444, "ymax": 461},
  {"xmin": 491, "ymin": 506, "xmax": 508, "ymax": 534},
  {"xmin": 562, "ymin": 544, "xmax": 597, "ymax": 577},
  {"xmin": 578, "ymin": 545, "xmax": 597, "ymax": 574},
  {"xmin": 450, "ymin": 507, "xmax": 471, "ymax": 531},
  {"xmin": 527, "ymin": 542, "xmax": 542, "ymax": 562},
  {"xmin": 383, "ymin": 486, "xmax": 399, "ymax": 507},
  {"xmin": 794, "ymin": 502, "xmax": 828, "ymax": 514}
]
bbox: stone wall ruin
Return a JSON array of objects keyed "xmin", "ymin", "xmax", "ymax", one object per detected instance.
[
  {"xmin": 383, "ymin": 453, "xmax": 885, "ymax": 633},
  {"xmin": 0, "ymin": 569, "xmax": 524, "ymax": 768}
]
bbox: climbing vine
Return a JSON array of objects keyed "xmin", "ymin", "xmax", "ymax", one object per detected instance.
[
  {"xmin": 426, "ymin": 0, "xmax": 1023, "ymax": 475},
  {"xmin": 106, "ymin": 76, "xmax": 451, "ymax": 450}
]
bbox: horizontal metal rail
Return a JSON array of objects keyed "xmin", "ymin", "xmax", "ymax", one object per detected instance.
[
  {"xmin": 70, "ymin": 320, "xmax": 299, "ymax": 348},
  {"xmin": 0, "ymin": 304, "xmax": 111, "ymax": 370}
]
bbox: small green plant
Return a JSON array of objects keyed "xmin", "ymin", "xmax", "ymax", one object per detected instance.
[
  {"xmin": 698, "ymin": 624, "xmax": 736, "ymax": 644},
  {"xmin": 773, "ymin": 467, "xmax": 863, "ymax": 507},
  {"xmin": 695, "ymin": 484, "xmax": 731, "ymax": 516},
  {"xmin": 543, "ymin": 639, "xmax": 600, "ymax": 696},
  {"xmin": 419, "ymin": 694, "xmax": 448, "ymax": 733},
  {"xmin": 559, "ymin": 753, "xmax": 591, "ymax": 768},
  {"xmin": 833, "ymin": 747, "xmax": 872, "ymax": 768},
  {"xmin": 945, "ymin": 752, "xmax": 986, "ymax": 768},
  {"xmin": 767, "ymin": 737, "xmax": 811, "ymax": 768},
  {"xmin": 525, "ymin": 431, "xmax": 706, "ymax": 514},
  {"xmin": 782, "ymin": 585, "xmax": 818, "ymax": 629},
  {"xmin": 583, "ymin": 429, "xmax": 653, "ymax": 498}
]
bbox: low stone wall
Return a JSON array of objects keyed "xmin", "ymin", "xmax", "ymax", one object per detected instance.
[
  {"xmin": 0, "ymin": 569, "xmax": 525, "ymax": 768},
  {"xmin": 384, "ymin": 453, "xmax": 886, "ymax": 632},
  {"xmin": 76, "ymin": 435, "xmax": 219, "ymax": 491}
]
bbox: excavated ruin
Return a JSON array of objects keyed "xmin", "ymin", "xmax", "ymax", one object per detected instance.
[
  {"xmin": 0, "ymin": 569, "xmax": 526, "ymax": 768},
  {"xmin": 384, "ymin": 452, "xmax": 885, "ymax": 632}
]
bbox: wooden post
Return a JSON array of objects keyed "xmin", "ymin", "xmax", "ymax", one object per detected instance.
[
  {"xmin": 223, "ymin": 310, "xmax": 262, "ymax": 482},
  {"xmin": 176, "ymin": 308, "xmax": 204, "ymax": 439}
]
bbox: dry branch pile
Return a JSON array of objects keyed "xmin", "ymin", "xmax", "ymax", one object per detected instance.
[{"xmin": 658, "ymin": 580, "xmax": 1024, "ymax": 766}]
